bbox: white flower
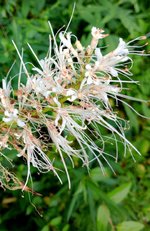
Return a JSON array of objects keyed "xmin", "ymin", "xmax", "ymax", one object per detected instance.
[
  {"xmin": 95, "ymin": 48, "xmax": 103, "ymax": 62},
  {"xmin": 2, "ymin": 79, "xmax": 11, "ymax": 97},
  {"xmin": 3, "ymin": 109, "xmax": 25, "ymax": 127},
  {"xmin": 59, "ymin": 31, "xmax": 78, "ymax": 58},
  {"xmin": 109, "ymin": 67, "xmax": 119, "ymax": 77},
  {"xmin": 91, "ymin": 27, "xmax": 106, "ymax": 39},
  {"xmin": 59, "ymin": 32, "xmax": 72, "ymax": 49},
  {"xmin": 90, "ymin": 27, "xmax": 109, "ymax": 51},
  {"xmin": 2, "ymin": 21, "xmax": 147, "ymax": 190},
  {"xmin": 94, "ymin": 38, "xmax": 132, "ymax": 77},
  {"xmin": 66, "ymin": 89, "xmax": 76, "ymax": 96},
  {"xmin": 0, "ymin": 79, "xmax": 11, "ymax": 109},
  {"xmin": 0, "ymin": 135, "xmax": 9, "ymax": 149},
  {"xmin": 65, "ymin": 89, "xmax": 78, "ymax": 101},
  {"xmin": 114, "ymin": 38, "xmax": 129, "ymax": 57},
  {"xmin": 27, "ymin": 75, "xmax": 52, "ymax": 98}
]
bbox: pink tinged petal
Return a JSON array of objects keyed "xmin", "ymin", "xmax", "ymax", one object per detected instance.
[
  {"xmin": 2, "ymin": 79, "xmax": 11, "ymax": 97},
  {"xmin": 75, "ymin": 40, "xmax": 83, "ymax": 51},
  {"xmin": 52, "ymin": 87, "xmax": 57, "ymax": 92},
  {"xmin": 91, "ymin": 27, "xmax": 105, "ymax": 39}
]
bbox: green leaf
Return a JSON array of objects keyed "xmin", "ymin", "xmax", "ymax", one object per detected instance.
[
  {"xmin": 90, "ymin": 167, "xmax": 109, "ymax": 183},
  {"xmin": 97, "ymin": 204, "xmax": 110, "ymax": 231},
  {"xmin": 41, "ymin": 225, "xmax": 49, "ymax": 231},
  {"xmin": 26, "ymin": 205, "xmax": 33, "ymax": 215},
  {"xmin": 117, "ymin": 221, "xmax": 144, "ymax": 231},
  {"xmin": 108, "ymin": 182, "xmax": 132, "ymax": 204},
  {"xmin": 21, "ymin": 0, "xmax": 30, "ymax": 18},
  {"xmin": 67, "ymin": 180, "xmax": 86, "ymax": 221},
  {"xmin": 50, "ymin": 216, "xmax": 62, "ymax": 226},
  {"xmin": 118, "ymin": 8, "xmax": 140, "ymax": 34},
  {"xmin": 87, "ymin": 184, "xmax": 96, "ymax": 225},
  {"xmin": 62, "ymin": 224, "xmax": 70, "ymax": 231}
]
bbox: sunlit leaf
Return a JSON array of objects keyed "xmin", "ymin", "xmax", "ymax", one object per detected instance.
[
  {"xmin": 108, "ymin": 182, "xmax": 132, "ymax": 204},
  {"xmin": 117, "ymin": 221, "xmax": 144, "ymax": 231},
  {"xmin": 97, "ymin": 204, "xmax": 110, "ymax": 231}
]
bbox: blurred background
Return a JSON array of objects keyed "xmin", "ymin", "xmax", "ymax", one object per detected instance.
[{"xmin": 0, "ymin": 0, "xmax": 150, "ymax": 230}]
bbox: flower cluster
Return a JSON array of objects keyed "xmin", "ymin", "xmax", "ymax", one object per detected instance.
[{"xmin": 0, "ymin": 23, "xmax": 149, "ymax": 191}]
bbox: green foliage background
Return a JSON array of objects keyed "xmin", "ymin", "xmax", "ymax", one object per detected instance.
[{"xmin": 0, "ymin": 0, "xmax": 150, "ymax": 230}]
